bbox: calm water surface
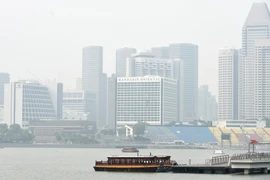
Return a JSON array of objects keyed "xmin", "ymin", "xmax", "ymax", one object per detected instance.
[{"xmin": 0, "ymin": 148, "xmax": 269, "ymax": 180}]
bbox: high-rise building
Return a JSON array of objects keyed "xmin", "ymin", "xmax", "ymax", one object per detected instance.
[
  {"xmin": 76, "ymin": 78, "xmax": 82, "ymax": 90},
  {"xmin": 4, "ymin": 80, "xmax": 63, "ymax": 128},
  {"xmin": 0, "ymin": 73, "xmax": 10, "ymax": 107},
  {"xmin": 169, "ymin": 43, "xmax": 198, "ymax": 122},
  {"xmin": 151, "ymin": 47, "xmax": 169, "ymax": 59},
  {"xmin": 254, "ymin": 39, "xmax": 270, "ymax": 118},
  {"xmin": 116, "ymin": 76, "xmax": 178, "ymax": 126},
  {"xmin": 82, "ymin": 46, "xmax": 103, "ymax": 127},
  {"xmin": 218, "ymin": 48, "xmax": 239, "ymax": 121},
  {"xmin": 99, "ymin": 73, "xmax": 107, "ymax": 128},
  {"xmin": 198, "ymin": 85, "xmax": 218, "ymax": 121},
  {"xmin": 239, "ymin": 2, "xmax": 270, "ymax": 120},
  {"xmin": 126, "ymin": 52, "xmax": 184, "ymax": 123},
  {"xmin": 107, "ymin": 74, "xmax": 117, "ymax": 130},
  {"xmin": 116, "ymin": 47, "xmax": 137, "ymax": 77},
  {"xmin": 126, "ymin": 52, "xmax": 174, "ymax": 78}
]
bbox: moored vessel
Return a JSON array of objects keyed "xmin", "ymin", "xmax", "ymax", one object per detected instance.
[
  {"xmin": 213, "ymin": 149, "xmax": 225, "ymax": 154},
  {"xmin": 121, "ymin": 147, "xmax": 139, "ymax": 153},
  {"xmin": 94, "ymin": 155, "xmax": 176, "ymax": 172}
]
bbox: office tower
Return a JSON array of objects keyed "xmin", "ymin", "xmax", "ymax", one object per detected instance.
[
  {"xmin": 199, "ymin": 85, "xmax": 218, "ymax": 121},
  {"xmin": 82, "ymin": 46, "xmax": 103, "ymax": 126},
  {"xmin": 169, "ymin": 43, "xmax": 198, "ymax": 122},
  {"xmin": 4, "ymin": 80, "xmax": 62, "ymax": 128},
  {"xmin": 116, "ymin": 47, "xmax": 137, "ymax": 77},
  {"xmin": 126, "ymin": 52, "xmax": 174, "ymax": 78},
  {"xmin": 76, "ymin": 78, "xmax": 82, "ymax": 90},
  {"xmin": 107, "ymin": 74, "xmax": 117, "ymax": 130},
  {"xmin": 218, "ymin": 48, "xmax": 239, "ymax": 121},
  {"xmin": 239, "ymin": 2, "xmax": 270, "ymax": 120},
  {"xmin": 254, "ymin": 40, "xmax": 270, "ymax": 118},
  {"xmin": 0, "ymin": 73, "xmax": 10, "ymax": 107},
  {"xmin": 116, "ymin": 76, "xmax": 178, "ymax": 126},
  {"xmin": 151, "ymin": 47, "xmax": 169, "ymax": 59},
  {"xmin": 99, "ymin": 73, "xmax": 107, "ymax": 128}
]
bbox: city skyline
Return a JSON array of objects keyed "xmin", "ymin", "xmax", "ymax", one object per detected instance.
[{"xmin": 0, "ymin": 0, "xmax": 261, "ymax": 96}]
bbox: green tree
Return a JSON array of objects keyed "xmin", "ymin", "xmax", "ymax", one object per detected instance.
[
  {"xmin": 117, "ymin": 127, "xmax": 126, "ymax": 136},
  {"xmin": 0, "ymin": 124, "xmax": 8, "ymax": 142},
  {"xmin": 133, "ymin": 122, "xmax": 146, "ymax": 136}
]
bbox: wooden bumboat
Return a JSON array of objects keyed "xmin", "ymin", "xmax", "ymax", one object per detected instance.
[{"xmin": 94, "ymin": 155, "xmax": 176, "ymax": 172}]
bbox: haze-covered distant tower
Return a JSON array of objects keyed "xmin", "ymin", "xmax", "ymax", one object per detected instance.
[
  {"xmin": 76, "ymin": 78, "xmax": 82, "ymax": 90},
  {"xmin": 198, "ymin": 85, "xmax": 218, "ymax": 121},
  {"xmin": 254, "ymin": 40, "xmax": 270, "ymax": 118},
  {"xmin": 82, "ymin": 46, "xmax": 103, "ymax": 126},
  {"xmin": 169, "ymin": 43, "xmax": 198, "ymax": 122},
  {"xmin": 99, "ymin": 73, "xmax": 107, "ymax": 128},
  {"xmin": 218, "ymin": 48, "xmax": 238, "ymax": 121},
  {"xmin": 116, "ymin": 47, "xmax": 136, "ymax": 77},
  {"xmin": 0, "ymin": 73, "xmax": 10, "ymax": 107},
  {"xmin": 107, "ymin": 74, "xmax": 117, "ymax": 131},
  {"xmin": 151, "ymin": 47, "xmax": 169, "ymax": 59},
  {"xmin": 238, "ymin": 2, "xmax": 270, "ymax": 120}
]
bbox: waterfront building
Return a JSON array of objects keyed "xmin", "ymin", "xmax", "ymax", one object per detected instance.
[
  {"xmin": 4, "ymin": 80, "xmax": 63, "ymax": 128},
  {"xmin": 218, "ymin": 48, "xmax": 239, "ymax": 121},
  {"xmin": 116, "ymin": 76, "xmax": 178, "ymax": 126}
]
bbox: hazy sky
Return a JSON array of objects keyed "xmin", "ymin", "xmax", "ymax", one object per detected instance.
[{"xmin": 0, "ymin": 0, "xmax": 265, "ymax": 96}]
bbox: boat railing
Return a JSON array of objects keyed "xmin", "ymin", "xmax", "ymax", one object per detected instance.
[
  {"xmin": 95, "ymin": 161, "xmax": 172, "ymax": 165},
  {"xmin": 231, "ymin": 152, "xmax": 270, "ymax": 161},
  {"xmin": 95, "ymin": 161, "xmax": 108, "ymax": 165}
]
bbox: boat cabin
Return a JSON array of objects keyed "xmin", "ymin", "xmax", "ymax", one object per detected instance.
[{"xmin": 96, "ymin": 156, "xmax": 171, "ymax": 165}]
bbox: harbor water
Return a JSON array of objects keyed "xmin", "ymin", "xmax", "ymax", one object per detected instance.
[{"xmin": 0, "ymin": 148, "xmax": 269, "ymax": 180}]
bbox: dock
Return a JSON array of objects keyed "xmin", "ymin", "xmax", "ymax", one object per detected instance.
[
  {"xmin": 172, "ymin": 141, "xmax": 270, "ymax": 174},
  {"xmin": 172, "ymin": 152, "xmax": 270, "ymax": 174}
]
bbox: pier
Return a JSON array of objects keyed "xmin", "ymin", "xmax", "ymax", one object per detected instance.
[{"xmin": 172, "ymin": 141, "xmax": 270, "ymax": 174}]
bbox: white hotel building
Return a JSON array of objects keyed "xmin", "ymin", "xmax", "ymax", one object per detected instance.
[{"xmin": 116, "ymin": 76, "xmax": 177, "ymax": 126}]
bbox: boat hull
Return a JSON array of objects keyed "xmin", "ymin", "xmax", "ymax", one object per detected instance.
[{"xmin": 94, "ymin": 166, "xmax": 159, "ymax": 172}]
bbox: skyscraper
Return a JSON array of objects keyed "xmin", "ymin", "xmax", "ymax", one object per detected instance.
[
  {"xmin": 116, "ymin": 47, "xmax": 136, "ymax": 77},
  {"xmin": 126, "ymin": 52, "xmax": 174, "ymax": 78},
  {"xmin": 151, "ymin": 47, "xmax": 169, "ymax": 59},
  {"xmin": 107, "ymin": 74, "xmax": 117, "ymax": 131},
  {"xmin": 82, "ymin": 46, "xmax": 103, "ymax": 126},
  {"xmin": 218, "ymin": 48, "xmax": 239, "ymax": 121},
  {"xmin": 238, "ymin": 2, "xmax": 270, "ymax": 120},
  {"xmin": 99, "ymin": 73, "xmax": 107, "ymax": 128},
  {"xmin": 198, "ymin": 85, "xmax": 218, "ymax": 121},
  {"xmin": 169, "ymin": 43, "xmax": 198, "ymax": 122},
  {"xmin": 254, "ymin": 40, "xmax": 270, "ymax": 118},
  {"xmin": 0, "ymin": 73, "xmax": 10, "ymax": 107}
]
